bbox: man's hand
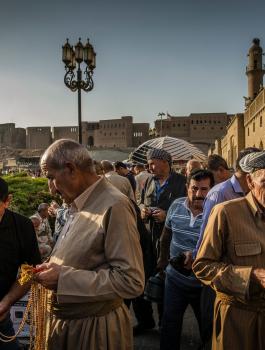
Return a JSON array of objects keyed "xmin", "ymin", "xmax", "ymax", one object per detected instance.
[
  {"xmin": 152, "ymin": 209, "xmax": 166, "ymax": 223},
  {"xmin": 183, "ymin": 251, "xmax": 193, "ymax": 270},
  {"xmin": 141, "ymin": 207, "xmax": 151, "ymax": 220},
  {"xmin": 0, "ymin": 301, "xmax": 10, "ymax": 322},
  {"xmin": 251, "ymin": 268, "xmax": 265, "ymax": 288},
  {"xmin": 35, "ymin": 262, "xmax": 62, "ymax": 290}
]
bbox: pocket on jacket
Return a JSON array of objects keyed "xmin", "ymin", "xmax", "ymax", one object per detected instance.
[{"xmin": 234, "ymin": 241, "xmax": 261, "ymax": 256}]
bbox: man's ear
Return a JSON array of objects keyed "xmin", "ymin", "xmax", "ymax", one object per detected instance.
[
  {"xmin": 246, "ymin": 174, "xmax": 254, "ymax": 190},
  {"xmin": 4, "ymin": 194, "xmax": 12, "ymax": 208},
  {"xmin": 64, "ymin": 162, "xmax": 76, "ymax": 176}
]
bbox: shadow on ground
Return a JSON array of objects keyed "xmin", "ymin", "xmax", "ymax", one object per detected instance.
[{"xmin": 133, "ymin": 305, "xmax": 201, "ymax": 350}]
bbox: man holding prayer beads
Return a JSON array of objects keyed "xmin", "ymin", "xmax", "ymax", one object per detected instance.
[{"xmin": 35, "ymin": 139, "xmax": 144, "ymax": 350}]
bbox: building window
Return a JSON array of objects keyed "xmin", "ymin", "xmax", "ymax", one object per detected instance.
[
  {"xmin": 253, "ymin": 122, "xmax": 255, "ymax": 132},
  {"xmin": 260, "ymin": 116, "xmax": 263, "ymax": 127},
  {"xmin": 220, "ymin": 127, "xmax": 223, "ymax": 130},
  {"xmin": 248, "ymin": 128, "xmax": 249, "ymax": 136}
]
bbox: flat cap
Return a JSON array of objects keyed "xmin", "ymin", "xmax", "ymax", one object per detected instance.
[
  {"xmin": 146, "ymin": 148, "xmax": 172, "ymax": 165},
  {"xmin": 239, "ymin": 151, "xmax": 265, "ymax": 173}
]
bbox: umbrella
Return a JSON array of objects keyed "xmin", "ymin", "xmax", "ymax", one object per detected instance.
[{"xmin": 129, "ymin": 136, "xmax": 207, "ymax": 164}]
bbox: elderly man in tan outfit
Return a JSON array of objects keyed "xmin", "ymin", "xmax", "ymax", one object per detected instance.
[
  {"xmin": 193, "ymin": 150, "xmax": 265, "ymax": 350},
  {"xmin": 35, "ymin": 139, "xmax": 144, "ymax": 350}
]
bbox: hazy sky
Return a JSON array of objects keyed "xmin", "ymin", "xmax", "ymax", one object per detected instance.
[{"xmin": 0, "ymin": 0, "xmax": 264, "ymax": 128}]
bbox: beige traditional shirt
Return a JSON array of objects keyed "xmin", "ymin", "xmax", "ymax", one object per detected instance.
[
  {"xmin": 105, "ymin": 171, "xmax": 135, "ymax": 200},
  {"xmin": 193, "ymin": 192, "xmax": 265, "ymax": 350},
  {"xmin": 48, "ymin": 177, "xmax": 144, "ymax": 350}
]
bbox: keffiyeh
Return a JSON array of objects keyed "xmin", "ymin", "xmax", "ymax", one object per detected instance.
[
  {"xmin": 239, "ymin": 151, "xmax": 265, "ymax": 173},
  {"xmin": 146, "ymin": 148, "xmax": 172, "ymax": 165}
]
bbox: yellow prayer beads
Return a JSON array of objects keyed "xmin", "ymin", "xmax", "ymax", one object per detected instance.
[{"xmin": 0, "ymin": 264, "xmax": 52, "ymax": 350}]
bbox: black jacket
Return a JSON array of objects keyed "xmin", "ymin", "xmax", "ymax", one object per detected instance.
[{"xmin": 141, "ymin": 171, "xmax": 186, "ymax": 266}]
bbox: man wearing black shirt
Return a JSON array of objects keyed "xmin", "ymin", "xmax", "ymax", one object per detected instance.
[
  {"xmin": 0, "ymin": 178, "xmax": 41, "ymax": 349},
  {"xmin": 114, "ymin": 161, "xmax": 137, "ymax": 195}
]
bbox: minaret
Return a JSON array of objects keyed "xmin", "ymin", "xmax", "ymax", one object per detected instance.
[{"xmin": 245, "ymin": 38, "xmax": 265, "ymax": 106}]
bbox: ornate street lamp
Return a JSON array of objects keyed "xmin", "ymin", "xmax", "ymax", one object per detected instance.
[{"xmin": 62, "ymin": 38, "xmax": 96, "ymax": 144}]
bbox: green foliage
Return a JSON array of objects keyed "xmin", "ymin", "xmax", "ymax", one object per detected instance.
[{"xmin": 3, "ymin": 173, "xmax": 56, "ymax": 217}]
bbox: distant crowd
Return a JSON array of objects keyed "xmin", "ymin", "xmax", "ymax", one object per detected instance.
[{"xmin": 0, "ymin": 139, "xmax": 265, "ymax": 350}]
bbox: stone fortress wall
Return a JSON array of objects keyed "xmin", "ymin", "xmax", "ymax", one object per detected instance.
[{"xmin": 0, "ymin": 111, "xmax": 231, "ymax": 153}]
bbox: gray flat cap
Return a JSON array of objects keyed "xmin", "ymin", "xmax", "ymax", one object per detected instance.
[
  {"xmin": 239, "ymin": 151, "xmax": 265, "ymax": 173},
  {"xmin": 146, "ymin": 148, "xmax": 172, "ymax": 165}
]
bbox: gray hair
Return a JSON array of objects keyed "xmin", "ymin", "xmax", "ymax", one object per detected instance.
[
  {"xmin": 101, "ymin": 160, "xmax": 114, "ymax": 172},
  {"xmin": 40, "ymin": 139, "xmax": 95, "ymax": 173},
  {"xmin": 38, "ymin": 203, "xmax": 49, "ymax": 212}
]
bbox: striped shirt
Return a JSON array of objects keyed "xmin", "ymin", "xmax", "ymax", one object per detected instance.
[{"xmin": 165, "ymin": 197, "xmax": 203, "ymax": 286}]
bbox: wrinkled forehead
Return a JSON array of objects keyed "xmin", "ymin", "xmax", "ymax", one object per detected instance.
[
  {"xmin": 188, "ymin": 177, "xmax": 210, "ymax": 188},
  {"xmin": 251, "ymin": 168, "xmax": 265, "ymax": 180},
  {"xmin": 40, "ymin": 159, "xmax": 58, "ymax": 178}
]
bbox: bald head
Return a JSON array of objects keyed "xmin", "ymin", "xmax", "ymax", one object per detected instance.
[
  {"xmin": 40, "ymin": 139, "xmax": 94, "ymax": 173},
  {"xmin": 186, "ymin": 159, "xmax": 202, "ymax": 177}
]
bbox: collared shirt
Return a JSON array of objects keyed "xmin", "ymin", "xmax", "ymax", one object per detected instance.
[
  {"xmin": 165, "ymin": 197, "xmax": 203, "ymax": 287},
  {"xmin": 194, "ymin": 174, "xmax": 245, "ymax": 256},
  {"xmin": 55, "ymin": 178, "xmax": 101, "ymax": 249},
  {"xmin": 155, "ymin": 178, "xmax": 169, "ymax": 202}
]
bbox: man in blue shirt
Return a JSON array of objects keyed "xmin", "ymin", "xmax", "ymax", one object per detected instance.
[{"xmin": 157, "ymin": 169, "xmax": 214, "ymax": 350}]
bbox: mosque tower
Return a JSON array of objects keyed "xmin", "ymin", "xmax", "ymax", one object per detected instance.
[{"xmin": 245, "ymin": 38, "xmax": 265, "ymax": 107}]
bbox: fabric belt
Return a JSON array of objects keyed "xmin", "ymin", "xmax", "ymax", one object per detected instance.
[
  {"xmin": 217, "ymin": 292, "xmax": 265, "ymax": 313},
  {"xmin": 52, "ymin": 298, "xmax": 123, "ymax": 319}
]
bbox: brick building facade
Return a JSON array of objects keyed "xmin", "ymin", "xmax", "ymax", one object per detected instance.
[{"xmin": 155, "ymin": 113, "xmax": 230, "ymax": 154}]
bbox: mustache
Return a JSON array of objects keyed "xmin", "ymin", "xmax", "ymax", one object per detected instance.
[{"xmin": 192, "ymin": 196, "xmax": 205, "ymax": 201}]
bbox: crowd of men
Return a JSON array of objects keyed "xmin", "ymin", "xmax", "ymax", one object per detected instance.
[{"xmin": 0, "ymin": 138, "xmax": 265, "ymax": 350}]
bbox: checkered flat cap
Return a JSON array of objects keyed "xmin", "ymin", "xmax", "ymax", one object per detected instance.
[
  {"xmin": 146, "ymin": 148, "xmax": 172, "ymax": 165},
  {"xmin": 239, "ymin": 151, "xmax": 265, "ymax": 173}
]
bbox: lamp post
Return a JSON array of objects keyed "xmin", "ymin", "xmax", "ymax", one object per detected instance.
[
  {"xmin": 158, "ymin": 112, "xmax": 165, "ymax": 137},
  {"xmin": 62, "ymin": 38, "xmax": 96, "ymax": 144}
]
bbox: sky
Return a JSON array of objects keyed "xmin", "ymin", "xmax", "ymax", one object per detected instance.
[{"xmin": 0, "ymin": 0, "xmax": 265, "ymax": 128}]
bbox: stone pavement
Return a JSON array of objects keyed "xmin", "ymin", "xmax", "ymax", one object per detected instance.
[{"xmin": 133, "ymin": 305, "xmax": 200, "ymax": 350}]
